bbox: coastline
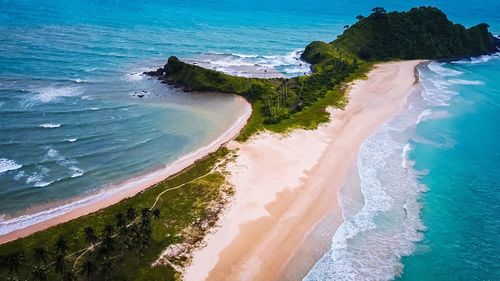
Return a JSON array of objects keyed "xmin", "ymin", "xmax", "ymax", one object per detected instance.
[
  {"xmin": 184, "ymin": 60, "xmax": 424, "ymax": 281},
  {"xmin": 0, "ymin": 95, "xmax": 252, "ymax": 245}
]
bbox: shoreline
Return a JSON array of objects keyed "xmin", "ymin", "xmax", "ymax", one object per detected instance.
[
  {"xmin": 0, "ymin": 95, "xmax": 252, "ymax": 245},
  {"xmin": 184, "ymin": 60, "xmax": 424, "ymax": 281}
]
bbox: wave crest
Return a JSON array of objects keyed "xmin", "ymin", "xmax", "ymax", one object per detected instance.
[{"xmin": 0, "ymin": 158, "xmax": 22, "ymax": 174}]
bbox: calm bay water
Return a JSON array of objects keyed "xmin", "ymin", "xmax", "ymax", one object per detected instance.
[{"xmin": 0, "ymin": 0, "xmax": 499, "ymax": 279}]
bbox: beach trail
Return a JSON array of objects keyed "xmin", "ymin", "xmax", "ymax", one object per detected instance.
[
  {"xmin": 0, "ymin": 95, "xmax": 252, "ymax": 245},
  {"xmin": 184, "ymin": 60, "xmax": 423, "ymax": 281}
]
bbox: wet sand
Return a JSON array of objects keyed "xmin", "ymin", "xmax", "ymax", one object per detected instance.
[
  {"xmin": 0, "ymin": 95, "xmax": 252, "ymax": 245},
  {"xmin": 184, "ymin": 60, "xmax": 423, "ymax": 281}
]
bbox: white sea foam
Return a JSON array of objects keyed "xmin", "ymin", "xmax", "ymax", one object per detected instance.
[
  {"xmin": 188, "ymin": 49, "xmax": 311, "ymax": 78},
  {"xmin": 32, "ymin": 86, "xmax": 80, "ymax": 103},
  {"xmin": 0, "ymin": 158, "xmax": 22, "ymax": 174},
  {"xmin": 67, "ymin": 138, "xmax": 78, "ymax": 142},
  {"xmin": 419, "ymin": 65, "xmax": 461, "ymax": 107},
  {"xmin": 452, "ymin": 53, "xmax": 500, "ymax": 65},
  {"xmin": 0, "ymin": 192, "xmax": 104, "ymax": 235},
  {"xmin": 34, "ymin": 181, "xmax": 53, "ymax": 188},
  {"xmin": 401, "ymin": 143, "xmax": 412, "ymax": 168},
  {"xmin": 45, "ymin": 148, "xmax": 85, "ymax": 178},
  {"xmin": 72, "ymin": 78, "xmax": 87, "ymax": 83},
  {"xmin": 303, "ymin": 67, "xmax": 446, "ymax": 281},
  {"xmin": 26, "ymin": 166, "xmax": 51, "ymax": 188},
  {"xmin": 416, "ymin": 109, "xmax": 433, "ymax": 124},
  {"xmin": 428, "ymin": 61, "xmax": 463, "ymax": 76},
  {"xmin": 0, "ymin": 100, "xmax": 252, "ymax": 236},
  {"xmin": 127, "ymin": 72, "xmax": 145, "ymax": 81},
  {"xmin": 448, "ymin": 79, "xmax": 484, "ymax": 85},
  {"xmin": 126, "ymin": 66, "xmax": 155, "ymax": 81},
  {"xmin": 305, "ymin": 119, "xmax": 425, "ymax": 281},
  {"xmin": 39, "ymin": 123, "xmax": 61, "ymax": 128},
  {"xmin": 14, "ymin": 170, "xmax": 25, "ymax": 181}
]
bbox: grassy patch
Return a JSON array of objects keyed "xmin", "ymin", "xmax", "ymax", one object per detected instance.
[{"xmin": 0, "ymin": 148, "xmax": 231, "ymax": 281}]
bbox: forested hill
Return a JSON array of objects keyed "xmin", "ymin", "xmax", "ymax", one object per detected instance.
[
  {"xmin": 147, "ymin": 7, "xmax": 499, "ymax": 138},
  {"xmin": 302, "ymin": 6, "xmax": 499, "ymax": 62}
]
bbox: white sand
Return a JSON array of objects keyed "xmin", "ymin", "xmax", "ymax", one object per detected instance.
[{"xmin": 184, "ymin": 60, "xmax": 423, "ymax": 281}]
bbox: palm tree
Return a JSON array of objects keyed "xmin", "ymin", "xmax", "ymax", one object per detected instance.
[
  {"xmin": 55, "ymin": 236, "xmax": 69, "ymax": 256},
  {"xmin": 115, "ymin": 212, "xmax": 126, "ymax": 229},
  {"xmin": 80, "ymin": 259, "xmax": 96, "ymax": 280},
  {"xmin": 152, "ymin": 208, "xmax": 161, "ymax": 220},
  {"xmin": 54, "ymin": 254, "xmax": 66, "ymax": 275},
  {"xmin": 62, "ymin": 269, "xmax": 77, "ymax": 281},
  {"xmin": 31, "ymin": 264, "xmax": 48, "ymax": 281},
  {"xmin": 115, "ymin": 212, "xmax": 128, "ymax": 260},
  {"xmin": 140, "ymin": 208, "xmax": 151, "ymax": 221},
  {"xmin": 126, "ymin": 207, "xmax": 136, "ymax": 222},
  {"xmin": 84, "ymin": 226, "xmax": 97, "ymax": 248},
  {"xmin": 99, "ymin": 256, "xmax": 114, "ymax": 280},
  {"xmin": 103, "ymin": 224, "xmax": 114, "ymax": 238},
  {"xmin": 33, "ymin": 247, "xmax": 49, "ymax": 266},
  {"xmin": 5, "ymin": 251, "xmax": 25, "ymax": 279},
  {"xmin": 128, "ymin": 224, "xmax": 143, "ymax": 256},
  {"xmin": 139, "ymin": 219, "xmax": 152, "ymax": 248}
]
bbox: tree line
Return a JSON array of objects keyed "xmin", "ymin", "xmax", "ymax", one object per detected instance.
[{"xmin": 1, "ymin": 207, "xmax": 161, "ymax": 281}]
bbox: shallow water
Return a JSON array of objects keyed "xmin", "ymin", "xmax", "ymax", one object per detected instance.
[
  {"xmin": 1, "ymin": 0, "xmax": 500, "ymax": 278},
  {"xmin": 305, "ymin": 57, "xmax": 500, "ymax": 280}
]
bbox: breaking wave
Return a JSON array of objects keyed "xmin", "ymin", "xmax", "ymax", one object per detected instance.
[
  {"xmin": 0, "ymin": 158, "xmax": 22, "ymax": 174},
  {"xmin": 186, "ymin": 49, "xmax": 311, "ymax": 78}
]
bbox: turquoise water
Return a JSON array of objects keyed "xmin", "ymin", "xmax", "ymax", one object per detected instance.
[
  {"xmin": 398, "ymin": 58, "xmax": 500, "ymax": 280},
  {"xmin": 304, "ymin": 58, "xmax": 500, "ymax": 280},
  {"xmin": 0, "ymin": 0, "xmax": 499, "ymax": 279}
]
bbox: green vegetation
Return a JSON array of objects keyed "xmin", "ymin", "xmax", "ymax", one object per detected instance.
[
  {"xmin": 150, "ymin": 54, "xmax": 364, "ymax": 139},
  {"xmin": 0, "ymin": 148, "xmax": 233, "ymax": 281},
  {"xmin": 324, "ymin": 6, "xmax": 498, "ymax": 60},
  {"xmin": 2, "ymin": 6, "xmax": 499, "ymax": 281},
  {"xmin": 149, "ymin": 7, "xmax": 498, "ymax": 138}
]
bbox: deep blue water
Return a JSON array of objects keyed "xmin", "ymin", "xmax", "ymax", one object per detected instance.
[{"xmin": 0, "ymin": 0, "xmax": 499, "ymax": 280}]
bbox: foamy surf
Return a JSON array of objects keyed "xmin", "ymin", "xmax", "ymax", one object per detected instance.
[
  {"xmin": 305, "ymin": 118, "xmax": 426, "ymax": 281},
  {"xmin": 303, "ymin": 61, "xmax": 474, "ymax": 281},
  {"xmin": 33, "ymin": 86, "xmax": 81, "ymax": 103},
  {"xmin": 45, "ymin": 148, "xmax": 85, "ymax": 179},
  {"xmin": 303, "ymin": 65, "xmax": 441, "ymax": 281},
  {"xmin": 39, "ymin": 123, "xmax": 61, "ymax": 128},
  {"xmin": 25, "ymin": 166, "xmax": 51, "ymax": 188},
  {"xmin": 0, "ymin": 158, "xmax": 22, "ymax": 174},
  {"xmin": 0, "ymin": 96, "xmax": 251, "ymax": 238},
  {"xmin": 448, "ymin": 79, "xmax": 484, "ymax": 85},
  {"xmin": 452, "ymin": 53, "xmax": 500, "ymax": 65},
  {"xmin": 416, "ymin": 109, "xmax": 432, "ymax": 124},
  {"xmin": 187, "ymin": 49, "xmax": 311, "ymax": 78},
  {"xmin": 428, "ymin": 61, "xmax": 463, "ymax": 76}
]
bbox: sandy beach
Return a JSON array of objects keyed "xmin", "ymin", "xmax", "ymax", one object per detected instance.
[
  {"xmin": 0, "ymin": 95, "xmax": 252, "ymax": 245},
  {"xmin": 184, "ymin": 60, "xmax": 423, "ymax": 281}
]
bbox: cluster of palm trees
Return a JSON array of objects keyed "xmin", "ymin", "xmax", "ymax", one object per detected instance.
[{"xmin": 1, "ymin": 207, "xmax": 161, "ymax": 281}]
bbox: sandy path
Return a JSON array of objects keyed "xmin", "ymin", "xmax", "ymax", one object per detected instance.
[{"xmin": 184, "ymin": 60, "xmax": 423, "ymax": 281}]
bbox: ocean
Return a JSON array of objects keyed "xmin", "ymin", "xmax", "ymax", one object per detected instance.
[{"xmin": 1, "ymin": 0, "xmax": 499, "ymax": 280}]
